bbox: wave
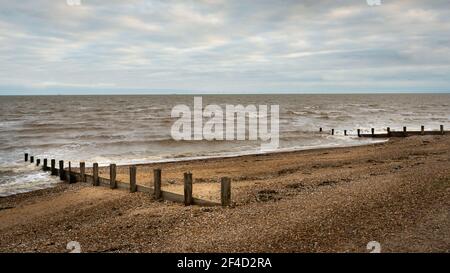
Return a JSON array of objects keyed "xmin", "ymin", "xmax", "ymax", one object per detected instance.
[{"xmin": 1, "ymin": 94, "xmax": 449, "ymax": 196}]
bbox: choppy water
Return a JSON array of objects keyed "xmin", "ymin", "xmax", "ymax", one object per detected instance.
[{"xmin": 1, "ymin": 94, "xmax": 449, "ymax": 196}]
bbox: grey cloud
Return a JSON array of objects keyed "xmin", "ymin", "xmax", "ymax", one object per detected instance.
[{"xmin": 0, "ymin": 0, "xmax": 450, "ymax": 94}]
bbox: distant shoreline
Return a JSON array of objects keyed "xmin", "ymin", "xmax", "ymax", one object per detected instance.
[{"xmin": 1, "ymin": 92, "xmax": 450, "ymax": 96}]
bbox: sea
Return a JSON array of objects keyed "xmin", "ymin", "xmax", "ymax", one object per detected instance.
[{"xmin": 0, "ymin": 94, "xmax": 449, "ymax": 196}]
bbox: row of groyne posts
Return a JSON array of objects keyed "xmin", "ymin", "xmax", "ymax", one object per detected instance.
[
  {"xmin": 21, "ymin": 125, "xmax": 446, "ymax": 207},
  {"xmin": 22, "ymin": 155, "xmax": 231, "ymax": 207},
  {"xmin": 320, "ymin": 125, "xmax": 447, "ymax": 137}
]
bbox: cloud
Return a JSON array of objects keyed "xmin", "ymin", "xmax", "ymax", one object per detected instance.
[
  {"xmin": 32, "ymin": 81, "xmax": 116, "ymax": 88},
  {"xmin": 0, "ymin": 0, "xmax": 449, "ymax": 94}
]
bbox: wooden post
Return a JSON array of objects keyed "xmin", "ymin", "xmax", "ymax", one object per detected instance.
[
  {"xmin": 79, "ymin": 162, "xmax": 85, "ymax": 182},
  {"xmin": 110, "ymin": 164, "xmax": 117, "ymax": 189},
  {"xmin": 387, "ymin": 127, "xmax": 390, "ymax": 136},
  {"xmin": 371, "ymin": 128, "xmax": 375, "ymax": 136},
  {"xmin": 357, "ymin": 129, "xmax": 361, "ymax": 137},
  {"xmin": 153, "ymin": 169, "xmax": 162, "ymax": 199},
  {"xmin": 403, "ymin": 126, "xmax": 407, "ymax": 137},
  {"xmin": 129, "ymin": 166, "xmax": 137, "ymax": 193},
  {"xmin": 441, "ymin": 125, "xmax": 444, "ymax": 135},
  {"xmin": 36, "ymin": 159, "xmax": 40, "ymax": 166},
  {"xmin": 59, "ymin": 160, "xmax": 65, "ymax": 181},
  {"xmin": 421, "ymin": 125, "xmax": 424, "ymax": 135},
  {"xmin": 43, "ymin": 158, "xmax": 47, "ymax": 171},
  {"xmin": 319, "ymin": 127, "xmax": 322, "ymax": 132},
  {"xmin": 51, "ymin": 159, "xmax": 56, "ymax": 175},
  {"xmin": 331, "ymin": 129, "xmax": 334, "ymax": 135},
  {"xmin": 93, "ymin": 163, "xmax": 99, "ymax": 186},
  {"xmin": 344, "ymin": 130, "xmax": 347, "ymax": 136},
  {"xmin": 30, "ymin": 156, "xmax": 34, "ymax": 164},
  {"xmin": 184, "ymin": 172, "xmax": 193, "ymax": 206},
  {"xmin": 221, "ymin": 177, "xmax": 231, "ymax": 207},
  {"xmin": 24, "ymin": 153, "xmax": 28, "ymax": 162},
  {"xmin": 67, "ymin": 162, "xmax": 73, "ymax": 184}
]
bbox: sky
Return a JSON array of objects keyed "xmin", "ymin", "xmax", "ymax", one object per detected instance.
[{"xmin": 0, "ymin": 0, "xmax": 450, "ymax": 95}]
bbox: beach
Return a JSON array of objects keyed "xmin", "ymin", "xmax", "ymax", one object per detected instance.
[
  {"xmin": 0, "ymin": 135, "xmax": 449, "ymax": 253},
  {"xmin": 2, "ymin": 94, "xmax": 449, "ymax": 198}
]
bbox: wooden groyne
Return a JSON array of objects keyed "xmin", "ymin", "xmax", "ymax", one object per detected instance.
[
  {"xmin": 21, "ymin": 124, "xmax": 446, "ymax": 207},
  {"xmin": 322, "ymin": 125, "xmax": 447, "ymax": 138},
  {"xmin": 23, "ymin": 156, "xmax": 231, "ymax": 207}
]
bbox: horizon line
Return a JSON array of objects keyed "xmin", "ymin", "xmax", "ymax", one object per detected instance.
[{"xmin": 1, "ymin": 91, "xmax": 450, "ymax": 96}]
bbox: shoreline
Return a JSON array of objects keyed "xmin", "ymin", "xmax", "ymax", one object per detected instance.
[
  {"xmin": 90, "ymin": 138, "xmax": 390, "ymax": 203},
  {"xmin": 1, "ymin": 135, "xmax": 449, "ymax": 252},
  {"xmin": 0, "ymin": 137, "xmax": 385, "ymax": 199},
  {"xmin": 71, "ymin": 136, "xmax": 387, "ymax": 168},
  {"xmin": 131, "ymin": 137, "xmax": 388, "ymax": 168}
]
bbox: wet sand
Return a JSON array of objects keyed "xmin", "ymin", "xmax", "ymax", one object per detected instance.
[{"xmin": 0, "ymin": 135, "xmax": 449, "ymax": 252}]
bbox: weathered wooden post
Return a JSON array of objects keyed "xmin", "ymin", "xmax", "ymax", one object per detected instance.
[
  {"xmin": 403, "ymin": 126, "xmax": 407, "ymax": 137},
  {"xmin": 59, "ymin": 160, "xmax": 65, "ymax": 181},
  {"xmin": 184, "ymin": 172, "xmax": 193, "ymax": 206},
  {"xmin": 110, "ymin": 164, "xmax": 117, "ymax": 189},
  {"xmin": 24, "ymin": 153, "xmax": 28, "ymax": 162},
  {"xmin": 67, "ymin": 162, "xmax": 73, "ymax": 184},
  {"xmin": 30, "ymin": 156, "xmax": 34, "ymax": 164},
  {"xmin": 371, "ymin": 128, "xmax": 375, "ymax": 136},
  {"xmin": 331, "ymin": 129, "xmax": 334, "ymax": 135},
  {"xmin": 154, "ymin": 169, "xmax": 162, "ymax": 199},
  {"xmin": 387, "ymin": 127, "xmax": 390, "ymax": 136},
  {"xmin": 221, "ymin": 177, "xmax": 231, "ymax": 207},
  {"xmin": 129, "ymin": 166, "xmax": 137, "ymax": 193},
  {"xmin": 319, "ymin": 127, "xmax": 322, "ymax": 132},
  {"xmin": 421, "ymin": 125, "xmax": 424, "ymax": 135},
  {"xmin": 79, "ymin": 162, "xmax": 85, "ymax": 182},
  {"xmin": 51, "ymin": 159, "xmax": 56, "ymax": 175},
  {"xmin": 43, "ymin": 158, "xmax": 47, "ymax": 171},
  {"xmin": 93, "ymin": 163, "xmax": 99, "ymax": 186},
  {"xmin": 36, "ymin": 159, "xmax": 40, "ymax": 166},
  {"xmin": 441, "ymin": 125, "xmax": 444, "ymax": 135},
  {"xmin": 357, "ymin": 129, "xmax": 361, "ymax": 137}
]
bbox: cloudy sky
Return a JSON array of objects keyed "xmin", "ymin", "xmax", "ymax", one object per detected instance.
[{"xmin": 1, "ymin": 0, "xmax": 450, "ymax": 94}]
